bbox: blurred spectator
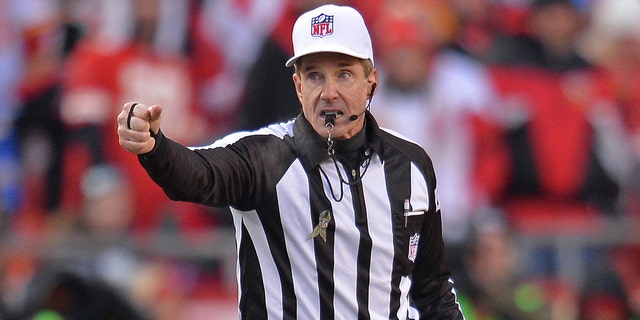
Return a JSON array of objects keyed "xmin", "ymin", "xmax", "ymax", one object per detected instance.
[
  {"xmin": 490, "ymin": 0, "xmax": 590, "ymax": 72},
  {"xmin": 58, "ymin": 0, "xmax": 215, "ymax": 232},
  {"xmin": 74, "ymin": 165, "xmax": 140, "ymax": 287},
  {"xmin": 456, "ymin": 211, "xmax": 578, "ymax": 320},
  {"xmin": 574, "ymin": 2, "xmax": 640, "ymax": 313},
  {"xmin": 450, "ymin": 0, "xmax": 498, "ymax": 60},
  {"xmin": 1, "ymin": 164, "xmax": 231, "ymax": 319},
  {"xmin": 191, "ymin": 0, "xmax": 288, "ymax": 136},
  {"xmin": 450, "ymin": 0, "xmax": 529, "ymax": 62},
  {"xmin": 11, "ymin": 0, "xmax": 71, "ymax": 226},
  {"xmin": 4, "ymin": 164, "xmax": 148, "ymax": 319},
  {"xmin": 485, "ymin": 1, "xmax": 621, "ymax": 284},
  {"xmin": 371, "ymin": 0, "xmax": 507, "ymax": 245},
  {"xmin": 16, "ymin": 268, "xmax": 148, "ymax": 320},
  {"xmin": 488, "ymin": 64, "xmax": 620, "ymax": 226},
  {"xmin": 578, "ymin": 0, "xmax": 640, "ymax": 220},
  {"xmin": 0, "ymin": 0, "xmax": 25, "ymax": 223}
]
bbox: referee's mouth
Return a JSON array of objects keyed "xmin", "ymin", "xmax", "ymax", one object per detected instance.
[{"xmin": 321, "ymin": 110, "xmax": 344, "ymax": 119}]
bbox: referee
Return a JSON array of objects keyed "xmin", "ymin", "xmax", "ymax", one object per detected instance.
[{"xmin": 117, "ymin": 4, "xmax": 464, "ymax": 319}]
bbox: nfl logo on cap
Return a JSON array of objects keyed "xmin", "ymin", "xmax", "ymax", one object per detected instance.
[
  {"xmin": 311, "ymin": 14, "xmax": 334, "ymax": 37},
  {"xmin": 285, "ymin": 4, "xmax": 374, "ymax": 67}
]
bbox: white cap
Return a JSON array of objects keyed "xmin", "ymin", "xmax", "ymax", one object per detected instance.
[{"xmin": 285, "ymin": 5, "xmax": 374, "ymax": 67}]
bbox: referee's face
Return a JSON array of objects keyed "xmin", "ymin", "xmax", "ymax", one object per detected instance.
[{"xmin": 294, "ymin": 52, "xmax": 377, "ymax": 140}]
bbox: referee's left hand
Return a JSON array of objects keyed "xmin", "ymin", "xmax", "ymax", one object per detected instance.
[{"xmin": 117, "ymin": 101, "xmax": 163, "ymax": 155}]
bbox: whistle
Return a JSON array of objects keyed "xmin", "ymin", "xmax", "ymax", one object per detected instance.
[{"xmin": 324, "ymin": 111, "xmax": 337, "ymax": 127}]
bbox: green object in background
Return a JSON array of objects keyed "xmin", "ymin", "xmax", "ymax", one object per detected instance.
[
  {"xmin": 514, "ymin": 282, "xmax": 545, "ymax": 313},
  {"xmin": 32, "ymin": 309, "xmax": 64, "ymax": 320}
]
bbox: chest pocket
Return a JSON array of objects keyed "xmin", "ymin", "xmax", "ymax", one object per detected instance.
[{"xmin": 402, "ymin": 210, "xmax": 425, "ymax": 275}]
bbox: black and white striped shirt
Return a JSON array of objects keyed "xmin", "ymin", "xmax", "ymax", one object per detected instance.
[{"xmin": 140, "ymin": 112, "xmax": 464, "ymax": 319}]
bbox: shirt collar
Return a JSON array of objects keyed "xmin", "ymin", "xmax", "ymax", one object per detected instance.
[{"xmin": 293, "ymin": 111, "xmax": 384, "ymax": 172}]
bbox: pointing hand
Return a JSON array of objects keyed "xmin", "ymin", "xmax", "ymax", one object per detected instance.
[{"xmin": 117, "ymin": 102, "xmax": 163, "ymax": 154}]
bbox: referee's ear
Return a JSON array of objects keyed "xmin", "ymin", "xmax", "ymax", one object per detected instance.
[{"xmin": 369, "ymin": 82, "xmax": 377, "ymax": 99}]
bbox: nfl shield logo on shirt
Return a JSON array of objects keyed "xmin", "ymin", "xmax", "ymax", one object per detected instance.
[
  {"xmin": 408, "ymin": 233, "xmax": 420, "ymax": 262},
  {"xmin": 311, "ymin": 13, "xmax": 333, "ymax": 37}
]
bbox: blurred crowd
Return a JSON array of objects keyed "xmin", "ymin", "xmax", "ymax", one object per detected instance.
[{"xmin": 1, "ymin": 0, "xmax": 640, "ymax": 319}]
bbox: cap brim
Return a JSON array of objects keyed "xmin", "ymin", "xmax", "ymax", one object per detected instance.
[{"xmin": 285, "ymin": 45, "xmax": 372, "ymax": 67}]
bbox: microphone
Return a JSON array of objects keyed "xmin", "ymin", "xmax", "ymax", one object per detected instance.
[
  {"xmin": 349, "ymin": 83, "xmax": 377, "ymax": 121},
  {"xmin": 348, "ymin": 109, "xmax": 366, "ymax": 121}
]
